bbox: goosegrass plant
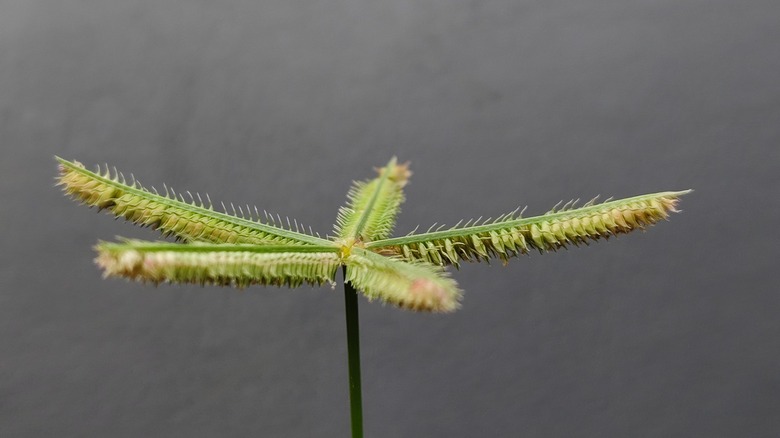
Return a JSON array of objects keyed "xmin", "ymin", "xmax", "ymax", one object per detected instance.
[{"xmin": 56, "ymin": 156, "xmax": 689, "ymax": 437}]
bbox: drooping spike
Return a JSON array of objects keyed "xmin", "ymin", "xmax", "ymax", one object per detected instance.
[{"xmin": 345, "ymin": 248, "xmax": 461, "ymax": 312}]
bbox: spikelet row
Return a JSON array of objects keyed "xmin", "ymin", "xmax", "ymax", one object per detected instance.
[
  {"xmin": 96, "ymin": 243, "xmax": 341, "ymax": 288},
  {"xmin": 372, "ymin": 191, "xmax": 689, "ymax": 267},
  {"xmin": 57, "ymin": 158, "xmax": 323, "ymax": 246}
]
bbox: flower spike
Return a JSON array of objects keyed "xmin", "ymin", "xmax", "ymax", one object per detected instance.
[
  {"xmin": 56, "ymin": 157, "xmax": 330, "ymax": 246},
  {"xmin": 333, "ymin": 157, "xmax": 410, "ymax": 243},
  {"xmin": 96, "ymin": 241, "xmax": 340, "ymax": 288},
  {"xmin": 366, "ymin": 190, "xmax": 691, "ymax": 267}
]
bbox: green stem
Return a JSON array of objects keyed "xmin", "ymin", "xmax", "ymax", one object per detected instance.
[{"xmin": 343, "ymin": 267, "xmax": 364, "ymax": 438}]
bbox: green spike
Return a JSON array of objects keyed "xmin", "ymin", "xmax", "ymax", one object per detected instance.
[
  {"xmin": 333, "ymin": 157, "xmax": 410, "ymax": 243},
  {"xmin": 367, "ymin": 191, "xmax": 691, "ymax": 265},
  {"xmin": 95, "ymin": 241, "xmax": 340, "ymax": 287},
  {"xmin": 57, "ymin": 157, "xmax": 328, "ymax": 246},
  {"xmin": 344, "ymin": 249, "xmax": 461, "ymax": 312}
]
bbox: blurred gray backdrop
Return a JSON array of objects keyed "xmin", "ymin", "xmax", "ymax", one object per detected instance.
[{"xmin": 1, "ymin": 0, "xmax": 778, "ymax": 436}]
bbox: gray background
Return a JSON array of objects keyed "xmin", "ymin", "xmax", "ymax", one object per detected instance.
[{"xmin": 1, "ymin": 0, "xmax": 778, "ymax": 436}]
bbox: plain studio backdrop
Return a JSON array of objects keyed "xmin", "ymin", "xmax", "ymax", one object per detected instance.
[{"xmin": 1, "ymin": 1, "xmax": 778, "ymax": 436}]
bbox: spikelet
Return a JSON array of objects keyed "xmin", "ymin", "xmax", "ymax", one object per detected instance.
[
  {"xmin": 345, "ymin": 248, "xmax": 461, "ymax": 312},
  {"xmin": 95, "ymin": 241, "xmax": 340, "ymax": 288},
  {"xmin": 367, "ymin": 191, "xmax": 691, "ymax": 267},
  {"xmin": 333, "ymin": 157, "xmax": 409, "ymax": 242},
  {"xmin": 56, "ymin": 157, "xmax": 327, "ymax": 246}
]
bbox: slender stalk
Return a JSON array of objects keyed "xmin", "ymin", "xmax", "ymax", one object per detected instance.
[{"xmin": 343, "ymin": 266, "xmax": 364, "ymax": 438}]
